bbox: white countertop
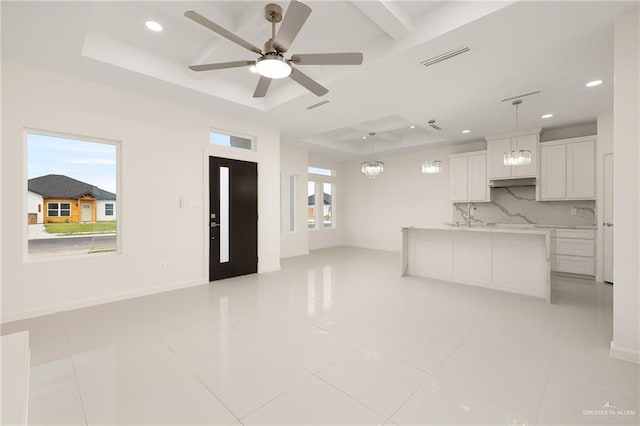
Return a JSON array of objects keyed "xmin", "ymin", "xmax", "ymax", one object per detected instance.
[{"xmin": 403, "ymin": 225, "xmax": 552, "ymax": 237}]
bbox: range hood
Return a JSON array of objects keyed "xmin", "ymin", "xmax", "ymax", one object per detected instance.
[{"xmin": 489, "ymin": 178, "xmax": 537, "ymax": 188}]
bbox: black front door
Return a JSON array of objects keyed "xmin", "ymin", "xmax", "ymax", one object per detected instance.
[{"xmin": 209, "ymin": 156, "xmax": 258, "ymax": 281}]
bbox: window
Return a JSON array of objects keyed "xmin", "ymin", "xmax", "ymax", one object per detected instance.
[
  {"xmin": 308, "ymin": 166, "xmax": 333, "ymax": 176},
  {"xmin": 210, "ymin": 131, "xmax": 253, "ymax": 150},
  {"xmin": 323, "ymin": 183, "xmax": 333, "ymax": 228},
  {"xmin": 47, "ymin": 202, "xmax": 71, "ymax": 217},
  {"xmin": 27, "ymin": 131, "xmax": 119, "ymax": 258},
  {"xmin": 289, "ymin": 175, "xmax": 297, "ymax": 232},
  {"xmin": 308, "ymin": 181, "xmax": 316, "ymax": 229}
]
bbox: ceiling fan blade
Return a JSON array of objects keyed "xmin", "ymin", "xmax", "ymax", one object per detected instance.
[
  {"xmin": 274, "ymin": 0, "xmax": 312, "ymax": 52},
  {"xmin": 291, "ymin": 52, "xmax": 364, "ymax": 66},
  {"xmin": 253, "ymin": 76, "xmax": 272, "ymax": 98},
  {"xmin": 189, "ymin": 61, "xmax": 254, "ymax": 72},
  {"xmin": 289, "ymin": 68, "xmax": 328, "ymax": 97},
  {"xmin": 185, "ymin": 11, "xmax": 262, "ymax": 55}
]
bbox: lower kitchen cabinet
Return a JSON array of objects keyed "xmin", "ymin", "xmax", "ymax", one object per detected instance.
[{"xmin": 550, "ymin": 228, "xmax": 595, "ymax": 276}]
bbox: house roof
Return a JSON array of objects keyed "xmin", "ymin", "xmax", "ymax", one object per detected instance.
[
  {"xmin": 308, "ymin": 193, "xmax": 331, "ymax": 205},
  {"xmin": 28, "ymin": 174, "xmax": 116, "ymax": 200}
]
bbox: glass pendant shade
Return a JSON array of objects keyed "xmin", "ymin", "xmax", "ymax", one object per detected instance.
[
  {"xmin": 422, "ymin": 160, "xmax": 442, "ymax": 174},
  {"xmin": 255, "ymin": 55, "xmax": 291, "ymax": 79},
  {"xmin": 503, "ymin": 150, "xmax": 532, "ymax": 166},
  {"xmin": 502, "ymin": 100, "xmax": 532, "ymax": 167},
  {"xmin": 361, "ymin": 160, "xmax": 384, "ymax": 179}
]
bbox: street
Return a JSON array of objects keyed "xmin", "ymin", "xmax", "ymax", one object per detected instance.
[{"xmin": 28, "ymin": 235, "xmax": 117, "ymax": 255}]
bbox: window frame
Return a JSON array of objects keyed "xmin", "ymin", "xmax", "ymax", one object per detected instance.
[
  {"xmin": 47, "ymin": 202, "xmax": 71, "ymax": 217},
  {"xmin": 209, "ymin": 128, "xmax": 256, "ymax": 152},
  {"xmin": 307, "ymin": 180, "xmax": 317, "ymax": 230},
  {"xmin": 24, "ymin": 128, "xmax": 122, "ymax": 262},
  {"xmin": 104, "ymin": 203, "xmax": 114, "ymax": 216}
]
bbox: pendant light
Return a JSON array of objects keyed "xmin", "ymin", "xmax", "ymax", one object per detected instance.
[
  {"xmin": 361, "ymin": 132, "xmax": 384, "ymax": 179},
  {"xmin": 503, "ymin": 100, "xmax": 532, "ymax": 166}
]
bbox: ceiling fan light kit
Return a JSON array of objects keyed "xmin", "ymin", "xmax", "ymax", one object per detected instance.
[
  {"xmin": 184, "ymin": 1, "xmax": 364, "ymax": 98},
  {"xmin": 255, "ymin": 54, "xmax": 291, "ymax": 79}
]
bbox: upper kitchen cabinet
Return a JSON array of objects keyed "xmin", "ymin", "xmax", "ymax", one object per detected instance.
[
  {"xmin": 538, "ymin": 136, "xmax": 596, "ymax": 201},
  {"xmin": 449, "ymin": 151, "xmax": 490, "ymax": 203},
  {"xmin": 486, "ymin": 129, "xmax": 540, "ymax": 179}
]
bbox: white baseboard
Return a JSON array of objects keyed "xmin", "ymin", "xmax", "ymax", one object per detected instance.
[
  {"xmin": 1, "ymin": 279, "xmax": 208, "ymax": 324},
  {"xmin": 258, "ymin": 264, "xmax": 281, "ymax": 273},
  {"xmin": 610, "ymin": 341, "xmax": 640, "ymax": 364},
  {"xmin": 341, "ymin": 243, "xmax": 401, "ymax": 253}
]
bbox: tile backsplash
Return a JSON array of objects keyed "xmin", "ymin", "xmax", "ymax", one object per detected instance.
[{"xmin": 453, "ymin": 186, "xmax": 596, "ymax": 227}]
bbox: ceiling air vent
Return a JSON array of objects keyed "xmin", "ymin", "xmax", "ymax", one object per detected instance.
[
  {"xmin": 428, "ymin": 120, "xmax": 442, "ymax": 131},
  {"xmin": 500, "ymin": 90, "xmax": 541, "ymax": 103},
  {"xmin": 306, "ymin": 100, "xmax": 330, "ymax": 110},
  {"xmin": 421, "ymin": 46, "xmax": 470, "ymax": 68}
]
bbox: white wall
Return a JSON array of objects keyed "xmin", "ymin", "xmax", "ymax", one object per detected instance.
[
  {"xmin": 308, "ymin": 155, "xmax": 345, "ymax": 250},
  {"xmin": 27, "ymin": 191, "xmax": 43, "ymax": 224},
  {"xmin": 612, "ymin": 4, "xmax": 640, "ymax": 364},
  {"xmin": 540, "ymin": 121, "xmax": 597, "ymax": 142},
  {"xmin": 596, "ymin": 111, "xmax": 613, "ymax": 282},
  {"xmin": 280, "ymin": 143, "xmax": 309, "ymax": 258},
  {"xmin": 95, "ymin": 200, "xmax": 116, "ymax": 222},
  {"xmin": 1, "ymin": 60, "xmax": 280, "ymax": 322},
  {"xmin": 343, "ymin": 141, "xmax": 485, "ymax": 252}
]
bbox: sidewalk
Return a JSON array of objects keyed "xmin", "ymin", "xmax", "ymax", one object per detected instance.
[{"xmin": 28, "ymin": 224, "xmax": 116, "ymax": 240}]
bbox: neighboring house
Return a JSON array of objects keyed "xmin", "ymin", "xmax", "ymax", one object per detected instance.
[
  {"xmin": 307, "ymin": 192, "xmax": 332, "ymax": 226},
  {"xmin": 27, "ymin": 174, "xmax": 116, "ymax": 224}
]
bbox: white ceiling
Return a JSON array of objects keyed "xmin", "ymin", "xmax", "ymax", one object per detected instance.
[{"xmin": 1, "ymin": 1, "xmax": 630, "ymax": 160}]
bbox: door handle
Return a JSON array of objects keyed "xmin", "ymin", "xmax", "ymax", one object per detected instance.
[
  {"xmin": 211, "ymin": 222, "xmax": 220, "ymax": 228},
  {"xmin": 602, "ymin": 222, "xmax": 613, "ymax": 227}
]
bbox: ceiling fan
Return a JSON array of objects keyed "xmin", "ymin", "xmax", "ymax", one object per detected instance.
[{"xmin": 184, "ymin": 0, "xmax": 364, "ymax": 98}]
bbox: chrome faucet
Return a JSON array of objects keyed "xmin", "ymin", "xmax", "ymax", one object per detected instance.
[{"xmin": 461, "ymin": 202, "xmax": 476, "ymax": 227}]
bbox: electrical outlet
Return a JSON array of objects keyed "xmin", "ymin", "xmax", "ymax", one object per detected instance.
[{"xmin": 159, "ymin": 262, "xmax": 167, "ymax": 271}]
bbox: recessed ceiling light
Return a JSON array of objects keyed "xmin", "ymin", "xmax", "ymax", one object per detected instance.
[
  {"xmin": 249, "ymin": 65, "xmax": 258, "ymax": 73},
  {"xmin": 362, "ymin": 136, "xmax": 367, "ymax": 139},
  {"xmin": 541, "ymin": 113, "xmax": 553, "ymax": 119},
  {"xmin": 145, "ymin": 21, "xmax": 163, "ymax": 32},
  {"xmin": 409, "ymin": 125, "xmax": 416, "ymax": 129},
  {"xmin": 462, "ymin": 130, "xmax": 470, "ymax": 134},
  {"xmin": 586, "ymin": 80, "xmax": 603, "ymax": 87}
]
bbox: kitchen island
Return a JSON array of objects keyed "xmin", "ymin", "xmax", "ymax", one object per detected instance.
[{"xmin": 401, "ymin": 226, "xmax": 551, "ymax": 302}]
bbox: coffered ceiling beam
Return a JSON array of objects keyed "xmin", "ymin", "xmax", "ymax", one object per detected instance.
[{"xmin": 351, "ymin": 0, "xmax": 412, "ymax": 40}]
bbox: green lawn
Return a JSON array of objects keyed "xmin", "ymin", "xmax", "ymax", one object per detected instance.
[{"xmin": 45, "ymin": 221, "xmax": 117, "ymax": 235}]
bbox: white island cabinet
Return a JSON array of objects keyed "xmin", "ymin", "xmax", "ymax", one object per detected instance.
[{"xmin": 401, "ymin": 226, "xmax": 551, "ymax": 302}]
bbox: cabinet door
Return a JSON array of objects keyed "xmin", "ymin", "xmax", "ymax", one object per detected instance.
[
  {"xmin": 512, "ymin": 133, "xmax": 538, "ymax": 177},
  {"xmin": 539, "ymin": 144, "xmax": 566, "ymax": 200},
  {"xmin": 567, "ymin": 140, "xmax": 595, "ymax": 199},
  {"xmin": 487, "ymin": 138, "xmax": 512, "ymax": 179},
  {"xmin": 468, "ymin": 154, "xmax": 488, "ymax": 201},
  {"xmin": 450, "ymin": 156, "xmax": 468, "ymax": 202}
]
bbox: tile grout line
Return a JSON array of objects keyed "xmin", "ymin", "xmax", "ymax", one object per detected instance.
[
  {"xmin": 311, "ymin": 372, "xmax": 392, "ymax": 421},
  {"xmin": 535, "ymin": 373, "xmax": 552, "ymax": 425},
  {"xmin": 236, "ymin": 374, "xmax": 318, "ymax": 422},
  {"xmin": 385, "ymin": 374, "xmax": 432, "ymax": 422},
  {"xmin": 61, "ymin": 317, "xmax": 90, "ymax": 426},
  {"xmin": 535, "ymin": 293, "xmax": 569, "ymax": 424},
  {"xmin": 165, "ymin": 344, "xmax": 242, "ymax": 424}
]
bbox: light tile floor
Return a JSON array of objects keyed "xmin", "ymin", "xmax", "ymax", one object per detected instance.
[{"xmin": 2, "ymin": 247, "xmax": 639, "ymax": 425}]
